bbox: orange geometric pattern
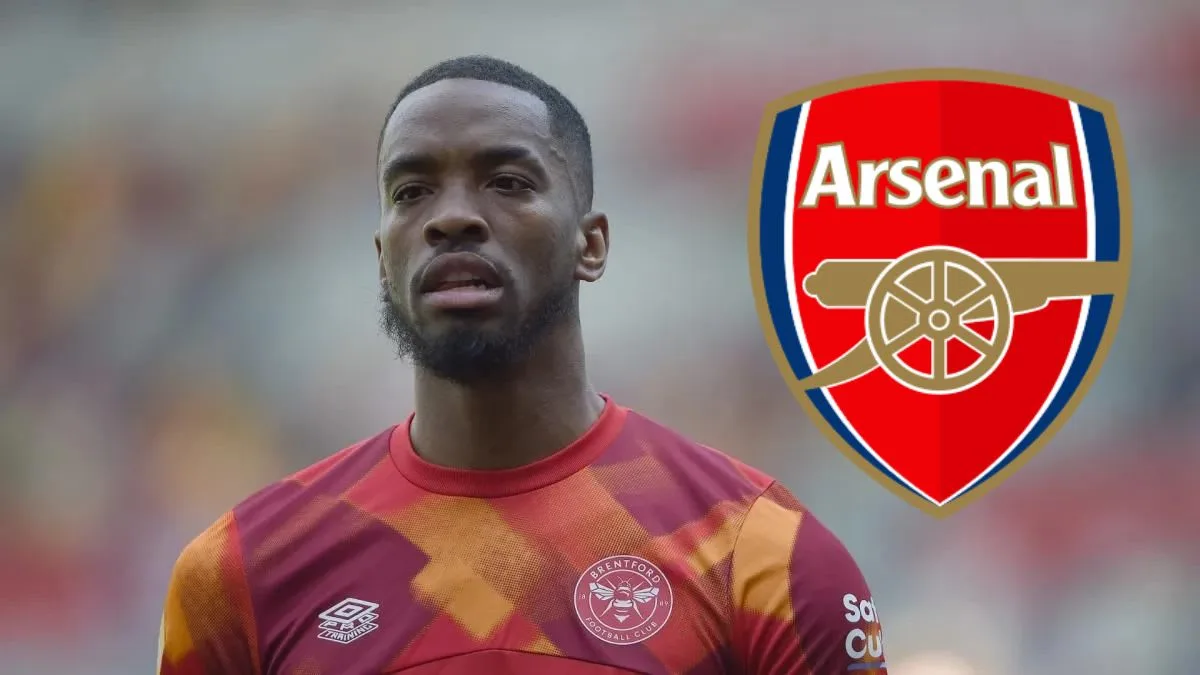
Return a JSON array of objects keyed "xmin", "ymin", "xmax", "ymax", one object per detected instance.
[{"xmin": 158, "ymin": 512, "xmax": 260, "ymax": 675}]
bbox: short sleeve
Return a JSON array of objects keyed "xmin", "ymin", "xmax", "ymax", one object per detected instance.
[
  {"xmin": 158, "ymin": 512, "xmax": 261, "ymax": 675},
  {"xmin": 730, "ymin": 483, "xmax": 887, "ymax": 674}
]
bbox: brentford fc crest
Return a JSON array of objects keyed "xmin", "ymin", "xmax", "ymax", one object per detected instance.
[
  {"xmin": 748, "ymin": 69, "xmax": 1132, "ymax": 517},
  {"xmin": 574, "ymin": 555, "xmax": 673, "ymax": 645}
]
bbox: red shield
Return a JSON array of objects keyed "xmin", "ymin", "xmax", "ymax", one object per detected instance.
[{"xmin": 748, "ymin": 70, "xmax": 1132, "ymax": 516}]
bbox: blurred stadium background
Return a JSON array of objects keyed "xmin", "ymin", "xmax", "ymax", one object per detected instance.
[{"xmin": 1, "ymin": 1, "xmax": 1197, "ymax": 673}]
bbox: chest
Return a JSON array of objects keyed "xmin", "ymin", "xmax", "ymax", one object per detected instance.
[{"xmin": 253, "ymin": 525, "xmax": 733, "ymax": 675}]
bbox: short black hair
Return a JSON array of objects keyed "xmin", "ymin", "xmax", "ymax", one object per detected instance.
[{"xmin": 378, "ymin": 55, "xmax": 594, "ymax": 210}]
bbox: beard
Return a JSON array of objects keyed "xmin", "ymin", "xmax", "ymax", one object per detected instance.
[{"xmin": 379, "ymin": 282, "xmax": 576, "ymax": 385}]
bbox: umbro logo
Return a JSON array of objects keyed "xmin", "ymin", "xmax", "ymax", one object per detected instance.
[{"xmin": 316, "ymin": 598, "xmax": 380, "ymax": 644}]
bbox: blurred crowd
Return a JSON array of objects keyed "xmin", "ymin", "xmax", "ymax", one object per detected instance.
[{"xmin": 1, "ymin": 3, "xmax": 1197, "ymax": 674}]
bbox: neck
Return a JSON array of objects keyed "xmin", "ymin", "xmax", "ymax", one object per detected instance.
[{"xmin": 409, "ymin": 321, "xmax": 605, "ymax": 471}]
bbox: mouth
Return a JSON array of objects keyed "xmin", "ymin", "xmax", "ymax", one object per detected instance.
[{"xmin": 418, "ymin": 252, "xmax": 506, "ymax": 312}]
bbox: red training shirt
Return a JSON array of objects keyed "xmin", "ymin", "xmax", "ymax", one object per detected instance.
[{"xmin": 157, "ymin": 396, "xmax": 887, "ymax": 674}]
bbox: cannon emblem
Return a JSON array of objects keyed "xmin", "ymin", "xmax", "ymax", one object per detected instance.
[{"xmin": 798, "ymin": 246, "xmax": 1125, "ymax": 395}]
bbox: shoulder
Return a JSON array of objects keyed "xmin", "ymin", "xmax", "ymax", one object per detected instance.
[
  {"xmin": 618, "ymin": 409, "xmax": 781, "ymax": 499},
  {"xmin": 719, "ymin": 480, "xmax": 885, "ymax": 671},
  {"xmin": 617, "ymin": 408, "xmax": 858, "ymax": 577},
  {"xmin": 168, "ymin": 510, "xmax": 243, "ymax": 594},
  {"xmin": 733, "ymin": 481, "xmax": 858, "ymax": 586},
  {"xmin": 161, "ymin": 510, "xmax": 261, "ymax": 671},
  {"xmin": 170, "ymin": 426, "xmax": 395, "ymax": 582},
  {"xmin": 600, "ymin": 409, "xmax": 798, "ymax": 555},
  {"xmin": 167, "ymin": 426, "xmax": 397, "ymax": 598},
  {"xmin": 229, "ymin": 425, "xmax": 395, "ymax": 534}
]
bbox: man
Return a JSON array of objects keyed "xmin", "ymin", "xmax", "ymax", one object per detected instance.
[{"xmin": 157, "ymin": 55, "xmax": 888, "ymax": 675}]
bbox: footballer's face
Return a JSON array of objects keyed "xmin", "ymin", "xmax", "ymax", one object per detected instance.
[{"xmin": 375, "ymin": 78, "xmax": 606, "ymax": 383}]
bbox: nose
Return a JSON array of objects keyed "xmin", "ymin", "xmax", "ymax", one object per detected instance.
[{"xmin": 422, "ymin": 187, "xmax": 490, "ymax": 246}]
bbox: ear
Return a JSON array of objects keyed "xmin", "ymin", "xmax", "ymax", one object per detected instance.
[
  {"xmin": 374, "ymin": 231, "xmax": 387, "ymax": 284},
  {"xmin": 575, "ymin": 211, "xmax": 609, "ymax": 283}
]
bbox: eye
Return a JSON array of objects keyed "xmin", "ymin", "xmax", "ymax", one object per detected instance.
[
  {"xmin": 489, "ymin": 174, "xmax": 534, "ymax": 194},
  {"xmin": 391, "ymin": 184, "xmax": 431, "ymax": 204}
]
